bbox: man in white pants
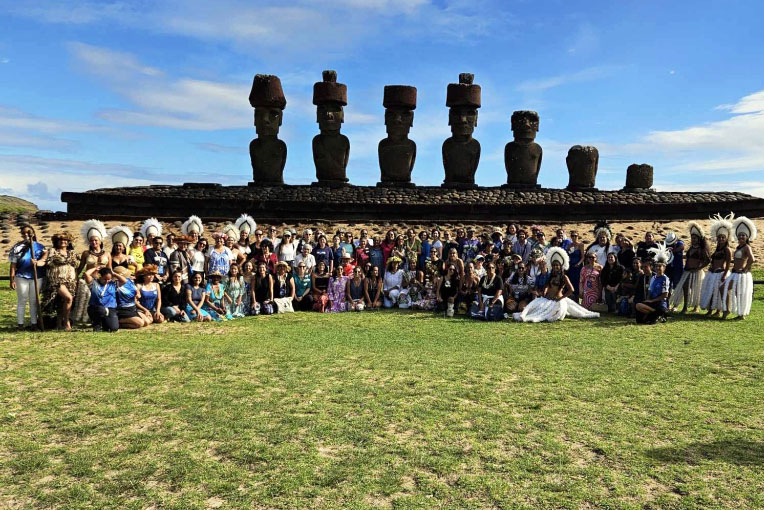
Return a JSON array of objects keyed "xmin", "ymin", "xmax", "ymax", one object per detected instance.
[{"xmin": 9, "ymin": 225, "xmax": 47, "ymax": 330}]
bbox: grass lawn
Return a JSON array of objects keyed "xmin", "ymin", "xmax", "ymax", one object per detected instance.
[{"xmin": 1, "ymin": 263, "xmax": 763, "ymax": 509}]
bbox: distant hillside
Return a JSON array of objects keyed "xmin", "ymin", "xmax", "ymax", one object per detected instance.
[{"xmin": 0, "ymin": 195, "xmax": 38, "ymax": 214}]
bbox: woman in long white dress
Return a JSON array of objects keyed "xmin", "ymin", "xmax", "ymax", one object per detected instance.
[
  {"xmin": 513, "ymin": 247, "xmax": 600, "ymax": 323},
  {"xmin": 721, "ymin": 216, "xmax": 756, "ymax": 319}
]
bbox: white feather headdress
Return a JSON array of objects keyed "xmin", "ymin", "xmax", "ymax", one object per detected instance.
[
  {"xmin": 182, "ymin": 215, "xmax": 204, "ymax": 236},
  {"xmin": 648, "ymin": 241, "xmax": 673, "ymax": 265},
  {"xmin": 592, "ymin": 221, "xmax": 612, "ymax": 241},
  {"xmin": 709, "ymin": 213, "xmax": 734, "ymax": 240},
  {"xmin": 687, "ymin": 221, "xmax": 704, "ymax": 239},
  {"xmin": 108, "ymin": 225, "xmax": 133, "ymax": 247},
  {"xmin": 80, "ymin": 219, "xmax": 107, "ymax": 242},
  {"xmin": 546, "ymin": 246, "xmax": 570, "ymax": 271},
  {"xmin": 732, "ymin": 216, "xmax": 757, "ymax": 242},
  {"xmin": 234, "ymin": 214, "xmax": 256, "ymax": 235},
  {"xmin": 140, "ymin": 217, "xmax": 163, "ymax": 238},
  {"xmin": 221, "ymin": 223, "xmax": 240, "ymax": 240}
]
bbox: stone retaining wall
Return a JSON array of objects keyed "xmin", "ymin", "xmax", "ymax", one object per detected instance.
[{"xmin": 61, "ymin": 184, "xmax": 764, "ymax": 222}]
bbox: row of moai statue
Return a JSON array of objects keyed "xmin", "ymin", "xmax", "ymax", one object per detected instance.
[{"xmin": 248, "ymin": 71, "xmax": 655, "ymax": 191}]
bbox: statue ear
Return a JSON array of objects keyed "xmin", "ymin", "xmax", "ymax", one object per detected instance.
[
  {"xmin": 474, "ymin": 110, "xmax": 478, "ymax": 127},
  {"xmin": 278, "ymin": 110, "xmax": 283, "ymax": 126}
]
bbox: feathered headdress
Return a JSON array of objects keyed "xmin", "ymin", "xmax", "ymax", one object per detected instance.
[
  {"xmin": 140, "ymin": 218, "xmax": 163, "ymax": 239},
  {"xmin": 221, "ymin": 223, "xmax": 240, "ymax": 241},
  {"xmin": 732, "ymin": 216, "xmax": 757, "ymax": 242},
  {"xmin": 687, "ymin": 221, "xmax": 704, "ymax": 239},
  {"xmin": 108, "ymin": 225, "xmax": 133, "ymax": 247},
  {"xmin": 709, "ymin": 212, "xmax": 734, "ymax": 240},
  {"xmin": 181, "ymin": 215, "xmax": 204, "ymax": 236},
  {"xmin": 234, "ymin": 214, "xmax": 256, "ymax": 235},
  {"xmin": 80, "ymin": 219, "xmax": 107, "ymax": 242},
  {"xmin": 546, "ymin": 246, "xmax": 570, "ymax": 271},
  {"xmin": 592, "ymin": 220, "xmax": 612, "ymax": 241},
  {"xmin": 648, "ymin": 241, "xmax": 673, "ymax": 265}
]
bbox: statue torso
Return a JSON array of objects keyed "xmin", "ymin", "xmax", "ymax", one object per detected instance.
[
  {"xmin": 313, "ymin": 133, "xmax": 349, "ymax": 181},
  {"xmin": 250, "ymin": 137, "xmax": 287, "ymax": 184},
  {"xmin": 379, "ymin": 138, "xmax": 415, "ymax": 182},
  {"xmin": 505, "ymin": 141, "xmax": 542, "ymax": 185},
  {"xmin": 442, "ymin": 137, "xmax": 480, "ymax": 183}
]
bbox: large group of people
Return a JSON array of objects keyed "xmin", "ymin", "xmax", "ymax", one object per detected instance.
[{"xmin": 8, "ymin": 212, "xmax": 757, "ymax": 332}]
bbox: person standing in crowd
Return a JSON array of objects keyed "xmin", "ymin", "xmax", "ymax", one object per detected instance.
[
  {"xmin": 169, "ymin": 236, "xmax": 192, "ymax": 284},
  {"xmin": 381, "ymin": 230, "xmax": 397, "ymax": 267},
  {"xmin": 275, "ymin": 231, "xmax": 298, "ymax": 266},
  {"xmin": 83, "ymin": 265, "xmax": 128, "ymax": 332},
  {"xmin": 445, "ymin": 247, "xmax": 465, "ymax": 278},
  {"xmin": 127, "ymin": 232, "xmax": 145, "ymax": 276},
  {"xmin": 72, "ymin": 220, "xmax": 109, "ymax": 325},
  {"xmin": 207, "ymin": 232, "xmax": 234, "ymax": 276},
  {"xmin": 162, "ymin": 270, "xmax": 190, "ymax": 322},
  {"xmin": 586, "ymin": 223, "xmax": 614, "ymax": 267},
  {"xmin": 163, "ymin": 232, "xmax": 178, "ymax": 259},
  {"xmin": 512, "ymin": 229, "xmax": 533, "ymax": 264},
  {"xmin": 600, "ymin": 252, "xmax": 624, "ymax": 313},
  {"xmin": 294, "ymin": 243, "xmax": 316, "ymax": 273},
  {"xmin": 191, "ymin": 238, "xmax": 208, "ymax": 279},
  {"xmin": 256, "ymin": 240, "xmax": 277, "ymax": 275},
  {"xmin": 722, "ymin": 216, "xmax": 756, "ymax": 319},
  {"xmin": 579, "ymin": 252, "xmax": 602, "ymax": 311},
  {"xmin": 635, "ymin": 232, "xmax": 658, "ymax": 261},
  {"xmin": 431, "ymin": 229, "xmax": 443, "ymax": 258},
  {"xmin": 701, "ymin": 214, "xmax": 733, "ymax": 317},
  {"xmin": 460, "ymin": 227, "xmax": 480, "ymax": 264},
  {"xmin": 143, "ymin": 235, "xmax": 169, "ymax": 282},
  {"xmin": 555, "ymin": 228, "xmax": 571, "ymax": 250},
  {"xmin": 313, "ymin": 235, "xmax": 334, "ymax": 275},
  {"xmin": 9, "ymin": 225, "xmax": 46, "ymax": 330},
  {"xmin": 669, "ymin": 222, "xmax": 710, "ymax": 314},
  {"xmin": 566, "ymin": 231, "xmax": 585, "ymax": 302},
  {"xmin": 368, "ymin": 237, "xmax": 384, "ymax": 276},
  {"xmin": 40, "ymin": 232, "xmax": 78, "ymax": 330},
  {"xmin": 664, "ymin": 232, "xmax": 684, "ymax": 289},
  {"xmin": 617, "ymin": 237, "xmax": 635, "ymax": 269}
]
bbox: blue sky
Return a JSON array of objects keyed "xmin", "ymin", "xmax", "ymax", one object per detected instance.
[{"xmin": 1, "ymin": 0, "xmax": 763, "ymax": 211}]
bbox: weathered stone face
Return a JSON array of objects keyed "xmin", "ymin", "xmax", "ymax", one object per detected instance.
[
  {"xmin": 317, "ymin": 104, "xmax": 344, "ymax": 132},
  {"xmin": 566, "ymin": 145, "xmax": 599, "ymax": 190},
  {"xmin": 254, "ymin": 107, "xmax": 283, "ymax": 136},
  {"xmin": 385, "ymin": 109, "xmax": 413, "ymax": 138},
  {"xmin": 625, "ymin": 164, "xmax": 654, "ymax": 190},
  {"xmin": 511, "ymin": 111, "xmax": 539, "ymax": 140},
  {"xmin": 448, "ymin": 107, "xmax": 478, "ymax": 137}
]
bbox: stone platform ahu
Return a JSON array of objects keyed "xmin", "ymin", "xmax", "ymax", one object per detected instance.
[{"xmin": 61, "ymin": 69, "xmax": 764, "ymax": 222}]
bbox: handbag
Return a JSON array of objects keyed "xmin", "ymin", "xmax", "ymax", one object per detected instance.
[{"xmin": 273, "ymin": 297, "xmax": 294, "ymax": 313}]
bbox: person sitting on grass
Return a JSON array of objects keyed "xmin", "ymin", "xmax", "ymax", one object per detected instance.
[
  {"xmin": 161, "ymin": 270, "xmax": 190, "ymax": 322},
  {"xmin": 383, "ymin": 256, "xmax": 408, "ymax": 308},
  {"xmin": 346, "ymin": 265, "xmax": 366, "ymax": 311},
  {"xmin": 83, "ymin": 265, "xmax": 128, "ymax": 332},
  {"xmin": 185, "ymin": 271, "xmax": 212, "ymax": 322},
  {"xmin": 205, "ymin": 271, "xmax": 230, "ymax": 321},
  {"xmin": 635, "ymin": 244, "xmax": 672, "ymax": 324},
  {"xmin": 436, "ymin": 263, "xmax": 460, "ymax": 317},
  {"xmin": 327, "ymin": 266, "xmax": 348, "ymax": 312},
  {"xmin": 113, "ymin": 266, "xmax": 150, "ymax": 329},
  {"xmin": 292, "ymin": 261, "xmax": 314, "ymax": 311},
  {"xmin": 364, "ymin": 265, "xmax": 383, "ymax": 310},
  {"xmin": 136, "ymin": 264, "xmax": 164, "ymax": 324}
]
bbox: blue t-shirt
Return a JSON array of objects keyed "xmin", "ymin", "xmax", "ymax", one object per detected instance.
[
  {"xmin": 116, "ymin": 279, "xmax": 137, "ymax": 308},
  {"xmin": 88, "ymin": 279, "xmax": 117, "ymax": 309},
  {"xmin": 314, "ymin": 246, "xmax": 333, "ymax": 267},
  {"xmin": 648, "ymin": 274, "xmax": 670, "ymax": 308},
  {"xmin": 8, "ymin": 241, "xmax": 45, "ymax": 279}
]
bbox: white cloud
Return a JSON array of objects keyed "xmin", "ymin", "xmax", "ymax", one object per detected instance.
[
  {"xmin": 6, "ymin": 0, "xmax": 508, "ymax": 56},
  {"xmin": 194, "ymin": 142, "xmax": 244, "ymax": 154},
  {"xmin": 0, "ymin": 104, "xmax": 110, "ymax": 151},
  {"xmin": 515, "ymin": 65, "xmax": 618, "ymax": 93},
  {"xmin": 69, "ymin": 43, "xmax": 249, "ymax": 130},
  {"xmin": 0, "ymin": 57, "xmax": 9, "ymax": 64}
]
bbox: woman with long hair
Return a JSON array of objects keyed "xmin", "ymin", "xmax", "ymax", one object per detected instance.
[
  {"xmin": 311, "ymin": 260, "xmax": 331, "ymax": 312},
  {"xmin": 40, "ymin": 232, "xmax": 78, "ymax": 330},
  {"xmin": 225, "ymin": 263, "xmax": 246, "ymax": 318},
  {"xmin": 669, "ymin": 222, "xmax": 710, "ymax": 313},
  {"xmin": 72, "ymin": 220, "xmax": 109, "ymax": 324},
  {"xmin": 161, "ymin": 270, "xmax": 190, "ymax": 322},
  {"xmin": 136, "ymin": 264, "xmax": 164, "ymax": 324},
  {"xmin": 381, "ymin": 230, "xmax": 397, "ymax": 267},
  {"xmin": 251, "ymin": 261, "xmax": 274, "ymax": 315},
  {"xmin": 346, "ymin": 265, "xmax": 366, "ymax": 311},
  {"xmin": 700, "ymin": 214, "xmax": 733, "ymax": 316},
  {"xmin": 566, "ymin": 230, "xmax": 585, "ymax": 302},
  {"xmin": 505, "ymin": 262, "xmax": 532, "ymax": 315},
  {"xmin": 721, "ymin": 216, "xmax": 757, "ymax": 319},
  {"xmin": 327, "ymin": 265, "xmax": 348, "ymax": 312},
  {"xmin": 205, "ymin": 271, "xmax": 230, "ymax": 321},
  {"xmin": 600, "ymin": 252, "xmax": 624, "ymax": 313},
  {"xmin": 364, "ymin": 265, "xmax": 383, "ymax": 309},
  {"xmin": 436, "ymin": 263, "xmax": 460, "ymax": 317},
  {"xmin": 185, "ymin": 271, "xmax": 212, "ymax": 322}
]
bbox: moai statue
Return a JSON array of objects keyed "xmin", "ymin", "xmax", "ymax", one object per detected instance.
[
  {"xmin": 248, "ymin": 74, "xmax": 287, "ymax": 186},
  {"xmin": 503, "ymin": 110, "xmax": 542, "ymax": 189},
  {"xmin": 623, "ymin": 163, "xmax": 654, "ymax": 192},
  {"xmin": 312, "ymin": 70, "xmax": 350, "ymax": 187},
  {"xmin": 566, "ymin": 145, "xmax": 599, "ymax": 191},
  {"xmin": 378, "ymin": 85, "xmax": 417, "ymax": 187},
  {"xmin": 442, "ymin": 73, "xmax": 481, "ymax": 189}
]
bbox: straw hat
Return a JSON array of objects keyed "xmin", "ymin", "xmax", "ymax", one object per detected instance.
[
  {"xmin": 112, "ymin": 266, "xmax": 131, "ymax": 278},
  {"xmin": 136, "ymin": 264, "xmax": 158, "ymax": 277}
]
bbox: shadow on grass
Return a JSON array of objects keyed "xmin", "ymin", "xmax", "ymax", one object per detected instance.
[{"xmin": 646, "ymin": 438, "xmax": 764, "ymax": 466}]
